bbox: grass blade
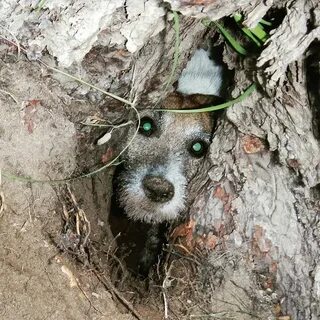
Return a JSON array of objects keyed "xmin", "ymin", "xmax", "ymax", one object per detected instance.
[
  {"xmin": 213, "ymin": 21, "xmax": 247, "ymax": 56},
  {"xmin": 250, "ymin": 23, "xmax": 268, "ymax": 42},
  {"xmin": 156, "ymin": 83, "xmax": 256, "ymax": 113}
]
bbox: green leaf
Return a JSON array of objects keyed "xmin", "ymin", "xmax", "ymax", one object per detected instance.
[
  {"xmin": 233, "ymin": 13, "xmax": 242, "ymax": 23},
  {"xmin": 233, "ymin": 14, "xmax": 269, "ymax": 45},
  {"xmin": 214, "ymin": 21, "xmax": 248, "ymax": 56},
  {"xmin": 241, "ymin": 28, "xmax": 262, "ymax": 47},
  {"xmin": 250, "ymin": 23, "xmax": 268, "ymax": 42},
  {"xmin": 259, "ymin": 18, "xmax": 272, "ymax": 26}
]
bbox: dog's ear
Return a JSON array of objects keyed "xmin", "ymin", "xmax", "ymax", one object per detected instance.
[
  {"xmin": 187, "ymin": 94, "xmax": 225, "ymax": 108},
  {"xmin": 162, "ymin": 92, "xmax": 224, "ymax": 110},
  {"xmin": 161, "ymin": 92, "xmax": 184, "ymax": 110}
]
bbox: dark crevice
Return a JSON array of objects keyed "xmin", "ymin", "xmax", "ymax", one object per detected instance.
[
  {"xmin": 109, "ymin": 164, "xmax": 168, "ymax": 277},
  {"xmin": 306, "ymin": 41, "xmax": 320, "ymax": 139}
]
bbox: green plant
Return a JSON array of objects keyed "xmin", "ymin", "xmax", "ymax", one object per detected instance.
[{"xmin": 157, "ymin": 83, "xmax": 256, "ymax": 113}]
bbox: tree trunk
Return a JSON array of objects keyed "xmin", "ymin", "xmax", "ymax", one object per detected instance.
[
  {"xmin": 168, "ymin": 1, "xmax": 320, "ymax": 319},
  {"xmin": 0, "ymin": 0, "xmax": 319, "ymax": 319}
]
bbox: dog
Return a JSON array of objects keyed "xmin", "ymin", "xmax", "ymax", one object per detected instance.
[
  {"xmin": 112, "ymin": 48, "xmax": 224, "ymax": 275},
  {"xmin": 118, "ymin": 48, "xmax": 224, "ymax": 223}
]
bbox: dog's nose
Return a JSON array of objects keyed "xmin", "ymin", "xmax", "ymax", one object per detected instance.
[{"xmin": 142, "ymin": 175, "xmax": 174, "ymax": 203}]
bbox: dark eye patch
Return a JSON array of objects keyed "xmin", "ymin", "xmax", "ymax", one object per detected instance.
[
  {"xmin": 188, "ymin": 140, "xmax": 209, "ymax": 158},
  {"xmin": 139, "ymin": 117, "xmax": 156, "ymax": 137}
]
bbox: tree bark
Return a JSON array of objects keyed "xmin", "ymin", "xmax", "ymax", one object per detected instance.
[{"xmin": 170, "ymin": 1, "xmax": 320, "ymax": 319}]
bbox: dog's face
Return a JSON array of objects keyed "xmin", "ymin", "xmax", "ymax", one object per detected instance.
[{"xmin": 118, "ymin": 92, "xmax": 221, "ymax": 223}]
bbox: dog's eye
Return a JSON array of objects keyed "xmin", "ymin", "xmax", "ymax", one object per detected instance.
[
  {"xmin": 189, "ymin": 140, "xmax": 208, "ymax": 158},
  {"xmin": 139, "ymin": 117, "xmax": 156, "ymax": 137}
]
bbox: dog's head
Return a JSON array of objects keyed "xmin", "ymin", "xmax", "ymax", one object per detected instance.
[{"xmin": 118, "ymin": 92, "xmax": 222, "ymax": 223}]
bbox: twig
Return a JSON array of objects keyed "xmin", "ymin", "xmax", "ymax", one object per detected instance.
[
  {"xmin": 103, "ymin": 250, "xmax": 127, "ymax": 281},
  {"xmin": 80, "ymin": 120, "xmax": 133, "ymax": 128},
  {"xmin": 161, "ymin": 260, "xmax": 176, "ymax": 319},
  {"xmin": 0, "ymin": 192, "xmax": 4, "ymax": 216},
  {"xmin": 38, "ymin": 59, "xmax": 133, "ymax": 106},
  {"xmin": 0, "ymin": 89, "xmax": 18, "ymax": 103},
  {"xmin": 75, "ymin": 277, "xmax": 104, "ymax": 315},
  {"xmin": 103, "ymin": 233, "xmax": 121, "ymax": 265},
  {"xmin": 164, "ymin": 245, "xmax": 201, "ymax": 266},
  {"xmin": 0, "ymin": 24, "xmax": 21, "ymax": 59},
  {"xmin": 93, "ymin": 269, "xmax": 143, "ymax": 320},
  {"xmin": 66, "ymin": 185, "xmax": 91, "ymax": 247},
  {"xmin": 163, "ymin": 289, "xmax": 169, "ymax": 319}
]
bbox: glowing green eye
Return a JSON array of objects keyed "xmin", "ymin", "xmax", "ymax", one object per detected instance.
[
  {"xmin": 192, "ymin": 142, "xmax": 202, "ymax": 152},
  {"xmin": 139, "ymin": 117, "xmax": 156, "ymax": 137},
  {"xmin": 143, "ymin": 122, "xmax": 152, "ymax": 132},
  {"xmin": 189, "ymin": 140, "xmax": 208, "ymax": 158}
]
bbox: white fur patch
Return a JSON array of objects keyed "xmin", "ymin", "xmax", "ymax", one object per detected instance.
[
  {"xmin": 119, "ymin": 158, "xmax": 187, "ymax": 223},
  {"xmin": 177, "ymin": 48, "xmax": 223, "ymax": 96}
]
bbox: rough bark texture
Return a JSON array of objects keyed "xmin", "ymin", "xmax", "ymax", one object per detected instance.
[
  {"xmin": 0, "ymin": 0, "xmax": 320, "ymax": 319},
  {"xmin": 176, "ymin": 1, "xmax": 320, "ymax": 319}
]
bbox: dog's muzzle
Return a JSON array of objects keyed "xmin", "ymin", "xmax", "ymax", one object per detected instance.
[{"xmin": 142, "ymin": 175, "xmax": 174, "ymax": 203}]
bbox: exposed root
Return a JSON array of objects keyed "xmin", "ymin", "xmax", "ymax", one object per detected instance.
[
  {"xmin": 67, "ymin": 184, "xmax": 91, "ymax": 247},
  {"xmin": 93, "ymin": 269, "xmax": 144, "ymax": 320},
  {"xmin": 58, "ymin": 187, "xmax": 143, "ymax": 319},
  {"xmin": 0, "ymin": 192, "xmax": 4, "ymax": 217}
]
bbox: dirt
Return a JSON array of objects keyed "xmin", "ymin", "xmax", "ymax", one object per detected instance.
[{"xmin": 0, "ymin": 54, "xmax": 135, "ymax": 320}]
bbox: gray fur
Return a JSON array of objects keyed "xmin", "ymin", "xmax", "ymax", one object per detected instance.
[
  {"xmin": 118, "ymin": 49, "xmax": 223, "ymax": 223},
  {"xmin": 119, "ymin": 112, "xmax": 210, "ymax": 223}
]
